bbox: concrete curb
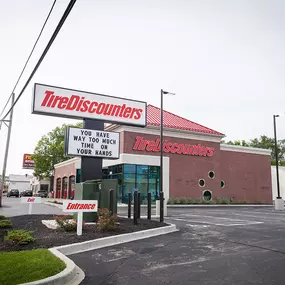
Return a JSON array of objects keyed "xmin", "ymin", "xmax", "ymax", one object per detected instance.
[
  {"xmin": 54, "ymin": 223, "xmax": 178, "ymax": 256},
  {"xmin": 18, "ymin": 248, "xmax": 84, "ymax": 285},
  {"xmin": 44, "ymin": 201, "xmax": 63, "ymax": 209},
  {"xmin": 167, "ymin": 204, "xmax": 273, "ymax": 208}
]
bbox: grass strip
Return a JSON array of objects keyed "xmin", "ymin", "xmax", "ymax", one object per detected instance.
[{"xmin": 0, "ymin": 249, "xmax": 66, "ymax": 285}]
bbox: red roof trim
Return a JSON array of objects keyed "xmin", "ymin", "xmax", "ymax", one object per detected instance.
[
  {"xmin": 106, "ymin": 104, "xmax": 224, "ymax": 136},
  {"xmin": 146, "ymin": 104, "xmax": 224, "ymax": 136}
]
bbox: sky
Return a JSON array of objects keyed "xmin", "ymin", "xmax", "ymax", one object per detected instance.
[{"xmin": 1, "ymin": 0, "xmax": 285, "ymax": 175}]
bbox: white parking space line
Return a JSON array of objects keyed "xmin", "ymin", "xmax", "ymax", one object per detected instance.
[
  {"xmin": 167, "ymin": 216, "xmax": 264, "ymax": 227},
  {"xmin": 180, "ymin": 213, "xmax": 258, "ymax": 221},
  {"xmin": 176, "ymin": 210, "xmax": 285, "ymax": 221}
]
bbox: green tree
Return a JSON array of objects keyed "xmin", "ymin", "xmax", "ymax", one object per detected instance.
[
  {"xmin": 32, "ymin": 122, "xmax": 82, "ymax": 179},
  {"xmin": 249, "ymin": 135, "xmax": 285, "ymax": 163},
  {"xmin": 223, "ymin": 135, "xmax": 285, "ymax": 165},
  {"xmin": 221, "ymin": 140, "xmax": 249, "ymax": 146}
]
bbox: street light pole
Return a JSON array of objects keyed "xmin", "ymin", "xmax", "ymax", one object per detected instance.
[
  {"xmin": 160, "ymin": 89, "xmax": 164, "ymax": 222},
  {"xmin": 273, "ymin": 114, "xmax": 284, "ymax": 210},
  {"xmin": 0, "ymin": 93, "xmax": 15, "ymax": 207},
  {"xmin": 159, "ymin": 89, "xmax": 175, "ymax": 222}
]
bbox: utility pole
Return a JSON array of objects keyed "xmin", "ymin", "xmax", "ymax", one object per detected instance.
[{"xmin": 0, "ymin": 93, "xmax": 15, "ymax": 207}]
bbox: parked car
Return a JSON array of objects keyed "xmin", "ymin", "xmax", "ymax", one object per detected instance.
[
  {"xmin": 20, "ymin": 190, "xmax": 33, "ymax": 197},
  {"xmin": 37, "ymin": 190, "xmax": 48, "ymax": 198},
  {"xmin": 7, "ymin": 189, "xmax": 19, "ymax": 198}
]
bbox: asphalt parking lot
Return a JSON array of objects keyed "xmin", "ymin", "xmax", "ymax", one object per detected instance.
[
  {"xmin": 0, "ymin": 196, "xmax": 63, "ymax": 216},
  {"xmin": 71, "ymin": 206, "xmax": 285, "ymax": 285}
]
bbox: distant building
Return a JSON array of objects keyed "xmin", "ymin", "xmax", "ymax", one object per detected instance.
[
  {"xmin": 30, "ymin": 177, "xmax": 50, "ymax": 196},
  {"xmin": 8, "ymin": 174, "xmax": 32, "ymax": 193}
]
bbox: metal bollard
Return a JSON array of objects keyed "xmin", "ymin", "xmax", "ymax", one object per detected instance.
[
  {"xmin": 160, "ymin": 191, "xmax": 164, "ymax": 223},
  {"xmin": 147, "ymin": 192, "xmax": 151, "ymax": 220},
  {"xmin": 138, "ymin": 192, "xmax": 141, "ymax": 219},
  {"xmin": 134, "ymin": 191, "xmax": 138, "ymax": 225},
  {"xmin": 128, "ymin": 192, "xmax": 131, "ymax": 218},
  {"xmin": 109, "ymin": 189, "xmax": 114, "ymax": 215}
]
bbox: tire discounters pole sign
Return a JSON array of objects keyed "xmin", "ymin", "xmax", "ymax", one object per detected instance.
[
  {"xmin": 65, "ymin": 127, "xmax": 120, "ymax": 159},
  {"xmin": 32, "ymin": 83, "xmax": 147, "ymax": 126}
]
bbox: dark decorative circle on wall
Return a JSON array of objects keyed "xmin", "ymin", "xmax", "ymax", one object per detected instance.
[
  {"xmin": 221, "ymin": 180, "xmax": 225, "ymax": 188},
  {"xmin": 199, "ymin": 179, "xmax": 205, "ymax": 187},
  {"xmin": 203, "ymin": 190, "xmax": 212, "ymax": 201},
  {"xmin": 208, "ymin": 171, "xmax": 215, "ymax": 179}
]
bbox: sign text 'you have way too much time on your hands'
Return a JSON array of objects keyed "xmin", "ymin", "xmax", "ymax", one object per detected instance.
[{"xmin": 65, "ymin": 127, "xmax": 120, "ymax": 159}]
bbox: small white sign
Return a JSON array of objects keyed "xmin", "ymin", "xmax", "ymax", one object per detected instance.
[
  {"xmin": 65, "ymin": 127, "xmax": 120, "ymax": 159},
  {"xmin": 21, "ymin": 197, "xmax": 41, "ymax": 215},
  {"xmin": 32, "ymin": 83, "xmax": 147, "ymax": 126},
  {"xmin": 62, "ymin": 200, "xmax": 98, "ymax": 213},
  {"xmin": 62, "ymin": 200, "xmax": 98, "ymax": 236},
  {"xmin": 21, "ymin": 197, "xmax": 41, "ymax": 203}
]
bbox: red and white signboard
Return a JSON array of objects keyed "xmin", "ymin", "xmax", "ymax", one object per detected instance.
[
  {"xmin": 63, "ymin": 200, "xmax": 98, "ymax": 236},
  {"xmin": 22, "ymin": 153, "xmax": 35, "ymax": 169},
  {"xmin": 63, "ymin": 200, "xmax": 98, "ymax": 212},
  {"xmin": 21, "ymin": 197, "xmax": 41, "ymax": 215},
  {"xmin": 21, "ymin": 197, "xmax": 41, "ymax": 203},
  {"xmin": 32, "ymin": 83, "xmax": 147, "ymax": 126}
]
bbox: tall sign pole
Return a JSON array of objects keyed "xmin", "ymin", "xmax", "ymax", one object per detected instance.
[
  {"xmin": 0, "ymin": 93, "xmax": 15, "ymax": 207},
  {"xmin": 81, "ymin": 119, "xmax": 104, "ymax": 182}
]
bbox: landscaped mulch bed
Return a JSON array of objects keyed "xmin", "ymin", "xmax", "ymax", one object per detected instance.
[{"xmin": 0, "ymin": 215, "xmax": 168, "ymax": 252}]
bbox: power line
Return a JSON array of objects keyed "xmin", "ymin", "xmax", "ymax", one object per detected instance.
[
  {"xmin": 0, "ymin": 0, "xmax": 57, "ymax": 118},
  {"xmin": 1, "ymin": 0, "xmax": 77, "ymax": 121}
]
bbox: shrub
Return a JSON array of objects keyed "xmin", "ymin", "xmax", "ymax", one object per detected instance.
[
  {"xmin": 167, "ymin": 198, "xmax": 175, "ymax": 205},
  {"xmin": 5, "ymin": 230, "xmax": 35, "ymax": 245},
  {"xmin": 0, "ymin": 215, "xmax": 7, "ymax": 220},
  {"xmin": 173, "ymin": 198, "xmax": 180, "ymax": 204},
  {"xmin": 178, "ymin": 198, "xmax": 187, "ymax": 204},
  {"xmin": 97, "ymin": 208, "xmax": 117, "ymax": 232},
  {"xmin": 54, "ymin": 215, "xmax": 78, "ymax": 232},
  {"xmin": 216, "ymin": 197, "xmax": 231, "ymax": 204},
  {"xmin": 52, "ymin": 200, "xmax": 63, "ymax": 205},
  {"xmin": 0, "ymin": 219, "xmax": 12, "ymax": 228}
]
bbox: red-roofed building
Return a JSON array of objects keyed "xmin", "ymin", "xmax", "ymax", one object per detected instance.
[{"xmin": 53, "ymin": 105, "xmax": 272, "ymax": 204}]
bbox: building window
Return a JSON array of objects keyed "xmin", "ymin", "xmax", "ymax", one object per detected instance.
[
  {"xmin": 69, "ymin": 175, "xmax": 75, "ymax": 198},
  {"xmin": 208, "ymin": 171, "xmax": 215, "ymax": 179},
  {"xmin": 63, "ymin": 177, "xmax": 68, "ymax": 191},
  {"xmin": 105, "ymin": 164, "xmax": 160, "ymax": 203},
  {"xmin": 76, "ymin": 169, "xmax": 81, "ymax": 183},
  {"xmin": 203, "ymin": 190, "xmax": 212, "ymax": 201},
  {"xmin": 198, "ymin": 179, "xmax": 205, "ymax": 187},
  {"xmin": 40, "ymin": 184, "xmax": 48, "ymax": 191},
  {"xmin": 56, "ymin": 178, "xmax": 61, "ymax": 198},
  {"xmin": 124, "ymin": 164, "xmax": 136, "ymax": 174},
  {"xmin": 137, "ymin": 165, "xmax": 149, "ymax": 175},
  {"xmin": 221, "ymin": 180, "xmax": 225, "ymax": 188}
]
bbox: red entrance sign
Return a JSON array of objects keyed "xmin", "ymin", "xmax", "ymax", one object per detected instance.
[{"xmin": 133, "ymin": 136, "xmax": 214, "ymax": 157}]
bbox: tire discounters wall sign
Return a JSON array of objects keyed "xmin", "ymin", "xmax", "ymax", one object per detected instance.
[
  {"xmin": 65, "ymin": 127, "xmax": 120, "ymax": 159},
  {"xmin": 32, "ymin": 83, "xmax": 147, "ymax": 126},
  {"xmin": 133, "ymin": 136, "xmax": 215, "ymax": 157}
]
